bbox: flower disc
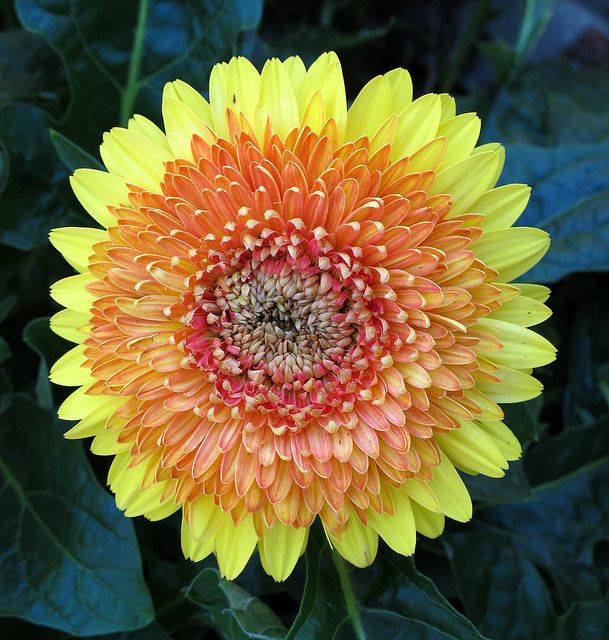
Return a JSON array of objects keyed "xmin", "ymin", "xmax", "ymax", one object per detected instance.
[{"xmin": 49, "ymin": 52, "xmax": 556, "ymax": 580}]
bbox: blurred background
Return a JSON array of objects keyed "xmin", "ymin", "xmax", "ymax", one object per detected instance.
[{"xmin": 1, "ymin": 1, "xmax": 608, "ymax": 638}]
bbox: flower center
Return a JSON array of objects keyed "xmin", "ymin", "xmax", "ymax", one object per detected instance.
[{"xmin": 211, "ymin": 258, "xmax": 355, "ymax": 386}]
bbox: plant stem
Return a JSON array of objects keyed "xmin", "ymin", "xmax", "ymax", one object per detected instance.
[
  {"xmin": 120, "ymin": 0, "xmax": 150, "ymax": 127},
  {"xmin": 331, "ymin": 548, "xmax": 366, "ymax": 640}
]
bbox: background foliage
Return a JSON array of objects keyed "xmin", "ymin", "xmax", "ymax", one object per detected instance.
[{"xmin": 1, "ymin": 0, "xmax": 608, "ymax": 638}]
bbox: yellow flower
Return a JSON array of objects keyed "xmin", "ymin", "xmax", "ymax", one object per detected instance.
[{"xmin": 49, "ymin": 52, "xmax": 556, "ymax": 581}]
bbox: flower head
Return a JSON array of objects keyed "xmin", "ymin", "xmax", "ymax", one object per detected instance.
[{"xmin": 50, "ymin": 52, "xmax": 556, "ymax": 580}]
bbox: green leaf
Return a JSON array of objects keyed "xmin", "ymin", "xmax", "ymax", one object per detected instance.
[
  {"xmin": 0, "ymin": 396, "xmax": 154, "ymax": 635},
  {"xmin": 22, "ymin": 317, "xmax": 66, "ymax": 409},
  {"xmin": 184, "ymin": 567, "xmax": 287, "ymax": 639},
  {"xmin": 483, "ymin": 460, "xmax": 609, "ymax": 603},
  {"xmin": 447, "ymin": 531, "xmax": 555, "ymax": 640},
  {"xmin": 0, "ymin": 29, "xmax": 68, "ymax": 120},
  {"xmin": 0, "ymin": 104, "xmax": 78, "ymax": 250},
  {"xmin": 464, "ymin": 460, "xmax": 532, "ymax": 506},
  {"xmin": 16, "ymin": 0, "xmax": 263, "ymax": 149},
  {"xmin": 485, "ymin": 59, "xmax": 609, "ymax": 145},
  {"xmin": 525, "ymin": 414, "xmax": 609, "ymax": 485},
  {"xmin": 502, "ymin": 396, "xmax": 543, "ymax": 447},
  {"xmin": 352, "ymin": 554, "xmax": 487, "ymax": 640},
  {"xmin": 500, "ymin": 142, "xmax": 609, "ymax": 282},
  {"xmin": 289, "ymin": 529, "xmax": 486, "ymax": 640},
  {"xmin": 50, "ymin": 129, "xmax": 104, "ymax": 173},
  {"xmin": 287, "ymin": 528, "xmax": 348, "ymax": 640}
]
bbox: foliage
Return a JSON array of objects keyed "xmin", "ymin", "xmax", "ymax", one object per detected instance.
[{"xmin": 1, "ymin": 0, "xmax": 608, "ymax": 638}]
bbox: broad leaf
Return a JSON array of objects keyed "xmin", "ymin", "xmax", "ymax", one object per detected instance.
[
  {"xmin": 501, "ymin": 142, "xmax": 609, "ymax": 282},
  {"xmin": 0, "ymin": 105, "xmax": 78, "ymax": 249},
  {"xmin": 0, "ymin": 396, "xmax": 154, "ymax": 635},
  {"xmin": 17, "ymin": 0, "xmax": 263, "ymax": 149},
  {"xmin": 184, "ymin": 567, "xmax": 287, "ymax": 639}
]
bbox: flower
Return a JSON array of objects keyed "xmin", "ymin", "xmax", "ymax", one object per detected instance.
[{"xmin": 49, "ymin": 52, "xmax": 556, "ymax": 581}]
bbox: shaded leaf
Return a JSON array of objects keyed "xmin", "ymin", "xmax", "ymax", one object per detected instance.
[
  {"xmin": 0, "ymin": 104, "xmax": 78, "ymax": 249},
  {"xmin": 501, "ymin": 142, "xmax": 609, "ymax": 282},
  {"xmin": 50, "ymin": 129, "xmax": 104, "ymax": 173},
  {"xmin": 0, "ymin": 396, "xmax": 154, "ymax": 636},
  {"xmin": 447, "ymin": 531, "xmax": 554, "ymax": 640},
  {"xmin": 184, "ymin": 567, "xmax": 287, "ymax": 639},
  {"xmin": 16, "ymin": 0, "xmax": 263, "ymax": 148},
  {"xmin": 0, "ymin": 29, "xmax": 68, "ymax": 119},
  {"xmin": 22, "ymin": 317, "xmax": 68, "ymax": 409},
  {"xmin": 483, "ymin": 460, "xmax": 609, "ymax": 603}
]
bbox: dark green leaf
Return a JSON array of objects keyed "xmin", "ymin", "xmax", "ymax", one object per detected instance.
[
  {"xmin": 554, "ymin": 599, "xmax": 609, "ymax": 640},
  {"xmin": 447, "ymin": 531, "xmax": 554, "ymax": 640},
  {"xmin": 464, "ymin": 460, "xmax": 532, "ymax": 506},
  {"xmin": 0, "ymin": 104, "xmax": 78, "ymax": 249},
  {"xmin": 483, "ymin": 460, "xmax": 609, "ymax": 603},
  {"xmin": 50, "ymin": 129, "xmax": 104, "ymax": 173},
  {"xmin": 525, "ymin": 414, "xmax": 609, "ymax": 485},
  {"xmin": 501, "ymin": 142, "xmax": 609, "ymax": 282},
  {"xmin": 0, "ymin": 396, "xmax": 154, "ymax": 635},
  {"xmin": 0, "ymin": 29, "xmax": 68, "ymax": 119},
  {"xmin": 286, "ymin": 527, "xmax": 348, "ymax": 640},
  {"xmin": 352, "ymin": 554, "xmax": 487, "ymax": 640},
  {"xmin": 184, "ymin": 567, "xmax": 287, "ymax": 639},
  {"xmin": 16, "ymin": 0, "xmax": 263, "ymax": 149},
  {"xmin": 22, "ymin": 317, "xmax": 66, "ymax": 409}
]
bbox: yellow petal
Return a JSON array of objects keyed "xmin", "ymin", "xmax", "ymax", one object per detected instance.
[
  {"xmin": 90, "ymin": 429, "xmax": 130, "ymax": 455},
  {"xmin": 403, "ymin": 478, "xmax": 441, "ymax": 512},
  {"xmin": 473, "ymin": 227, "xmax": 550, "ymax": 282},
  {"xmin": 328, "ymin": 516, "xmax": 378, "ymax": 568},
  {"xmin": 411, "ymin": 502, "xmax": 445, "ymax": 538},
  {"xmin": 257, "ymin": 58, "xmax": 299, "ymax": 140},
  {"xmin": 182, "ymin": 517, "xmax": 215, "ymax": 561},
  {"xmin": 437, "ymin": 113, "xmax": 481, "ymax": 170},
  {"xmin": 186, "ymin": 494, "xmax": 226, "ymax": 541},
  {"xmin": 163, "ymin": 79, "xmax": 213, "ymax": 124},
  {"xmin": 385, "ymin": 68, "xmax": 413, "ymax": 112},
  {"xmin": 392, "ymin": 94, "xmax": 442, "ymax": 159},
  {"xmin": 50, "ymin": 273, "xmax": 96, "ymax": 313},
  {"xmin": 209, "ymin": 61, "xmax": 230, "ymax": 137},
  {"xmin": 127, "ymin": 114, "xmax": 170, "ymax": 150},
  {"xmin": 473, "ymin": 142, "xmax": 505, "ymax": 186},
  {"xmin": 49, "ymin": 344, "xmax": 93, "ymax": 386},
  {"xmin": 259, "ymin": 523, "xmax": 307, "ymax": 581},
  {"xmin": 474, "ymin": 184, "xmax": 531, "ymax": 231},
  {"xmin": 50, "ymin": 309, "xmax": 89, "ymax": 343},
  {"xmin": 515, "ymin": 283, "xmax": 551, "ymax": 303},
  {"xmin": 489, "ymin": 294, "xmax": 551, "ymax": 327},
  {"xmin": 431, "ymin": 149, "xmax": 501, "ymax": 215},
  {"xmin": 479, "ymin": 420, "xmax": 522, "ymax": 460},
  {"xmin": 298, "ymin": 52, "xmax": 347, "ymax": 141},
  {"xmin": 439, "ymin": 93, "xmax": 456, "ymax": 121},
  {"xmin": 368, "ymin": 488, "xmax": 416, "ymax": 556},
  {"xmin": 437, "ymin": 420, "xmax": 509, "ymax": 478},
  {"xmin": 100, "ymin": 127, "xmax": 172, "ymax": 192},
  {"xmin": 214, "ymin": 515, "xmax": 258, "ymax": 580},
  {"xmin": 146, "ymin": 498, "xmax": 180, "ymax": 521},
  {"xmin": 162, "ymin": 95, "xmax": 212, "ymax": 160},
  {"xmin": 70, "ymin": 168, "xmax": 129, "ymax": 228},
  {"xmin": 428, "ymin": 454, "xmax": 472, "ymax": 522},
  {"xmin": 406, "ymin": 137, "xmax": 448, "ymax": 173},
  {"xmin": 477, "ymin": 362, "xmax": 543, "ymax": 403},
  {"xmin": 346, "ymin": 75, "xmax": 393, "ymax": 141},
  {"xmin": 283, "ymin": 55, "xmax": 307, "ymax": 97},
  {"xmin": 225, "ymin": 56, "xmax": 262, "ymax": 128},
  {"xmin": 476, "ymin": 317, "xmax": 557, "ymax": 368},
  {"xmin": 62, "ymin": 393, "xmax": 125, "ymax": 433},
  {"xmin": 49, "ymin": 227, "xmax": 107, "ymax": 272}
]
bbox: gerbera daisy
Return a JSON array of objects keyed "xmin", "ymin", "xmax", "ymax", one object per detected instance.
[{"xmin": 49, "ymin": 52, "xmax": 555, "ymax": 580}]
